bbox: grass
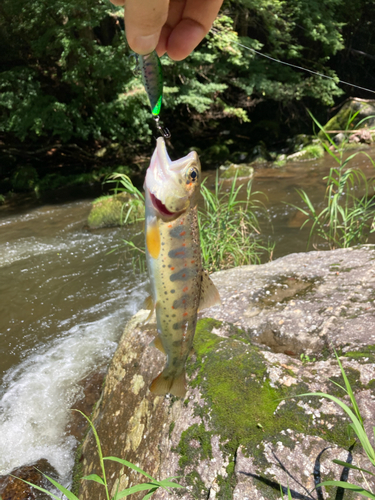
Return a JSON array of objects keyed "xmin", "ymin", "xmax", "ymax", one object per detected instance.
[
  {"xmin": 13, "ymin": 410, "xmax": 184, "ymax": 500},
  {"xmin": 104, "ymin": 173, "xmax": 145, "ymax": 225},
  {"xmin": 199, "ymin": 172, "xmax": 273, "ymax": 272},
  {"xmin": 110, "ymin": 171, "xmax": 273, "ymax": 273},
  {"xmin": 291, "ymin": 110, "xmax": 375, "ymax": 250}
]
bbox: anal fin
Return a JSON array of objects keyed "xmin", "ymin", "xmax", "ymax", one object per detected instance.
[
  {"xmin": 198, "ymin": 270, "xmax": 221, "ymax": 311},
  {"xmin": 150, "ymin": 334, "xmax": 166, "ymax": 354}
]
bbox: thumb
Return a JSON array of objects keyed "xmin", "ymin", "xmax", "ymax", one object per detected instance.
[{"xmin": 124, "ymin": 0, "xmax": 169, "ymax": 55}]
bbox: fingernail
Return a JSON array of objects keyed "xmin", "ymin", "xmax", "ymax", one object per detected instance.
[{"xmin": 133, "ymin": 33, "xmax": 159, "ymax": 55}]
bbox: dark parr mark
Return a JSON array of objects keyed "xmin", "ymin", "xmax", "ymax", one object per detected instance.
[
  {"xmin": 168, "ymin": 247, "xmax": 193, "ymax": 259},
  {"xmin": 170, "ymin": 268, "xmax": 196, "ymax": 282}
]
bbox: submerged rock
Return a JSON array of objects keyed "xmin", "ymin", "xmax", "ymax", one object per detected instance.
[
  {"xmin": 77, "ymin": 246, "xmax": 375, "ymax": 500},
  {"xmin": 87, "ymin": 192, "xmax": 144, "ymax": 229}
]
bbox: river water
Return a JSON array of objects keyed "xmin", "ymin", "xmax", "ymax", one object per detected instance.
[{"xmin": 0, "ymin": 148, "xmax": 374, "ymax": 485}]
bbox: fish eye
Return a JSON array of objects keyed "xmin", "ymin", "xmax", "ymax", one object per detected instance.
[{"xmin": 186, "ymin": 166, "xmax": 199, "ymax": 183}]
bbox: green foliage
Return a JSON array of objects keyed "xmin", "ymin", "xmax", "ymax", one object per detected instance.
[
  {"xmin": 14, "ymin": 410, "xmax": 184, "ymax": 500},
  {"xmin": 291, "ymin": 112, "xmax": 375, "ymax": 250},
  {"xmin": 0, "ymin": 0, "xmax": 353, "ymax": 149},
  {"xmin": 199, "ymin": 172, "xmax": 273, "ymax": 271}
]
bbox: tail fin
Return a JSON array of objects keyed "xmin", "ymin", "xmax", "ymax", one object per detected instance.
[{"xmin": 150, "ymin": 369, "xmax": 186, "ymax": 398}]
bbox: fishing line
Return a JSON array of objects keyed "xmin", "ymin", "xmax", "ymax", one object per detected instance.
[{"xmin": 211, "ymin": 27, "xmax": 375, "ymax": 96}]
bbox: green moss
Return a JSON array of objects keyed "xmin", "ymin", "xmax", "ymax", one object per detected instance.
[
  {"xmin": 327, "ymin": 367, "xmax": 363, "ymax": 397},
  {"xmin": 287, "ymin": 144, "xmax": 325, "ymax": 161},
  {"xmin": 184, "ymin": 470, "xmax": 207, "ymax": 498},
  {"xmin": 176, "ymin": 423, "xmax": 212, "ymax": 469},
  {"xmin": 219, "ymin": 163, "xmax": 254, "ymax": 180},
  {"xmin": 169, "ymin": 421, "xmax": 175, "ymax": 439},
  {"xmin": 181, "ymin": 318, "xmax": 361, "ymax": 497},
  {"xmin": 87, "ymin": 192, "xmax": 144, "ymax": 228}
]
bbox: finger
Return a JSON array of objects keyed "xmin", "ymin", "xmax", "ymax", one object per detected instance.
[
  {"xmin": 124, "ymin": 0, "xmax": 169, "ymax": 55},
  {"xmin": 166, "ymin": 0, "xmax": 223, "ymax": 60},
  {"xmin": 155, "ymin": 0, "xmax": 184, "ymax": 56}
]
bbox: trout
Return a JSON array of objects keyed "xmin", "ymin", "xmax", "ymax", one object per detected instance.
[{"xmin": 144, "ymin": 137, "xmax": 220, "ymax": 397}]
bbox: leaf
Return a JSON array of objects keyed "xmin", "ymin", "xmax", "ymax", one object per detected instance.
[
  {"xmin": 157, "ymin": 479, "xmax": 185, "ymax": 489},
  {"xmin": 82, "ymin": 474, "xmax": 105, "ymax": 485},
  {"xmin": 41, "ymin": 474, "xmax": 81, "ymax": 500},
  {"xmin": 104, "ymin": 457, "xmax": 155, "ymax": 481},
  {"xmin": 317, "ymin": 481, "xmax": 375, "ymax": 499},
  {"xmin": 332, "ymin": 460, "xmax": 375, "ymax": 476},
  {"xmin": 113, "ymin": 482, "xmax": 159, "ymax": 500}
]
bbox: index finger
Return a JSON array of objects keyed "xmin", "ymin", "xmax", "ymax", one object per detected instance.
[{"xmin": 124, "ymin": 0, "xmax": 169, "ymax": 55}]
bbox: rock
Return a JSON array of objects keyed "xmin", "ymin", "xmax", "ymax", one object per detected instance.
[
  {"xmin": 77, "ymin": 246, "xmax": 375, "ymax": 500},
  {"xmin": 286, "ymin": 143, "xmax": 325, "ymax": 162},
  {"xmin": 219, "ymin": 163, "xmax": 254, "ymax": 181},
  {"xmin": 87, "ymin": 192, "xmax": 145, "ymax": 229},
  {"xmin": 319, "ymin": 98, "xmax": 375, "ymax": 140},
  {"xmin": 0, "ymin": 459, "xmax": 58, "ymax": 500}
]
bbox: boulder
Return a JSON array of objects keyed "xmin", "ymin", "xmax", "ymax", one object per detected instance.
[
  {"xmin": 319, "ymin": 98, "xmax": 375, "ymax": 140},
  {"xmin": 77, "ymin": 246, "xmax": 375, "ymax": 500},
  {"xmin": 219, "ymin": 163, "xmax": 254, "ymax": 181},
  {"xmin": 87, "ymin": 192, "xmax": 144, "ymax": 229}
]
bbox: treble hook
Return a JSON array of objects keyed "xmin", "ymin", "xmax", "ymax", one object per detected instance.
[{"xmin": 154, "ymin": 116, "xmax": 171, "ymax": 139}]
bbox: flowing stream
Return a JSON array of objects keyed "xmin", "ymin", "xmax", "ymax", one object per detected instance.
[{"xmin": 0, "ymin": 147, "xmax": 374, "ymax": 486}]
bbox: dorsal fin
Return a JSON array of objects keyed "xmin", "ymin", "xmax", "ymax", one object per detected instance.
[{"xmin": 198, "ymin": 271, "xmax": 221, "ymax": 311}]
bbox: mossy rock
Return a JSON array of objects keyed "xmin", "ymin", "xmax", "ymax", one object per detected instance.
[
  {"xmin": 319, "ymin": 98, "xmax": 375, "ymax": 139},
  {"xmin": 286, "ymin": 143, "xmax": 325, "ymax": 162},
  {"xmin": 87, "ymin": 192, "xmax": 144, "ymax": 228},
  {"xmin": 219, "ymin": 163, "xmax": 254, "ymax": 180}
]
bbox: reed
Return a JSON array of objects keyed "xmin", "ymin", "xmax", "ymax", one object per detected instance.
[
  {"xmin": 111, "ymin": 172, "xmax": 273, "ymax": 273},
  {"xmin": 199, "ymin": 172, "xmax": 273, "ymax": 272},
  {"xmin": 291, "ymin": 111, "xmax": 375, "ymax": 250}
]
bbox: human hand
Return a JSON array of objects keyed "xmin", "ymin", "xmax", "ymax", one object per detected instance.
[{"xmin": 110, "ymin": 0, "xmax": 224, "ymax": 61}]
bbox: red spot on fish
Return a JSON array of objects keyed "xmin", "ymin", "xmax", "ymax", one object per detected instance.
[
  {"xmin": 180, "ymin": 231, "xmax": 186, "ymax": 236},
  {"xmin": 191, "ymin": 260, "xmax": 195, "ymax": 264},
  {"xmin": 176, "ymin": 251, "xmax": 185, "ymax": 256},
  {"xmin": 183, "ymin": 286, "xmax": 188, "ymax": 292},
  {"xmin": 182, "ymin": 274, "xmax": 186, "ymax": 278},
  {"xmin": 183, "ymin": 312, "xmax": 188, "ymax": 317},
  {"xmin": 182, "ymin": 300, "xmax": 186, "ymax": 304},
  {"xmin": 171, "ymin": 267, "xmax": 175, "ymax": 270},
  {"xmin": 172, "ymin": 306, "xmax": 174, "ymax": 309},
  {"xmin": 168, "ymin": 224, "xmax": 172, "ymax": 228},
  {"xmin": 182, "ymin": 243, "xmax": 186, "ymax": 247},
  {"xmin": 180, "ymin": 221, "xmax": 184, "ymax": 225}
]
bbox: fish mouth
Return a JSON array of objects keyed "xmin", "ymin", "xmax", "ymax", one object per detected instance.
[{"xmin": 150, "ymin": 193, "xmax": 175, "ymax": 217}]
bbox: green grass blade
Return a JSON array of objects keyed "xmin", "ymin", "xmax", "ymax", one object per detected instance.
[
  {"xmin": 41, "ymin": 474, "xmax": 81, "ymax": 500},
  {"xmin": 82, "ymin": 474, "xmax": 105, "ymax": 485},
  {"xmin": 332, "ymin": 460, "xmax": 375, "ymax": 476},
  {"xmin": 156, "ymin": 479, "xmax": 185, "ymax": 488},
  {"xmin": 114, "ymin": 483, "xmax": 159, "ymax": 500},
  {"xmin": 141, "ymin": 487, "xmax": 159, "ymax": 500},
  {"xmin": 317, "ymin": 481, "xmax": 375, "ymax": 499},
  {"xmin": 103, "ymin": 457, "xmax": 155, "ymax": 481},
  {"xmin": 10, "ymin": 477, "xmax": 66, "ymax": 500}
]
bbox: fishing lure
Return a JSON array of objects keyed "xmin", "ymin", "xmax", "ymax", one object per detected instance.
[{"xmin": 139, "ymin": 51, "xmax": 170, "ymax": 137}]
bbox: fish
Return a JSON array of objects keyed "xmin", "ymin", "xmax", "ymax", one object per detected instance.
[{"xmin": 144, "ymin": 137, "xmax": 220, "ymax": 397}]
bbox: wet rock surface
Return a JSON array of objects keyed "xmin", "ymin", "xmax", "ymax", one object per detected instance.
[
  {"xmin": 0, "ymin": 459, "xmax": 58, "ymax": 500},
  {"xmin": 78, "ymin": 246, "xmax": 375, "ymax": 500}
]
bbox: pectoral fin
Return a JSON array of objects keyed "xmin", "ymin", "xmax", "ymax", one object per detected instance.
[
  {"xmin": 143, "ymin": 295, "xmax": 155, "ymax": 323},
  {"xmin": 198, "ymin": 271, "xmax": 221, "ymax": 311}
]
